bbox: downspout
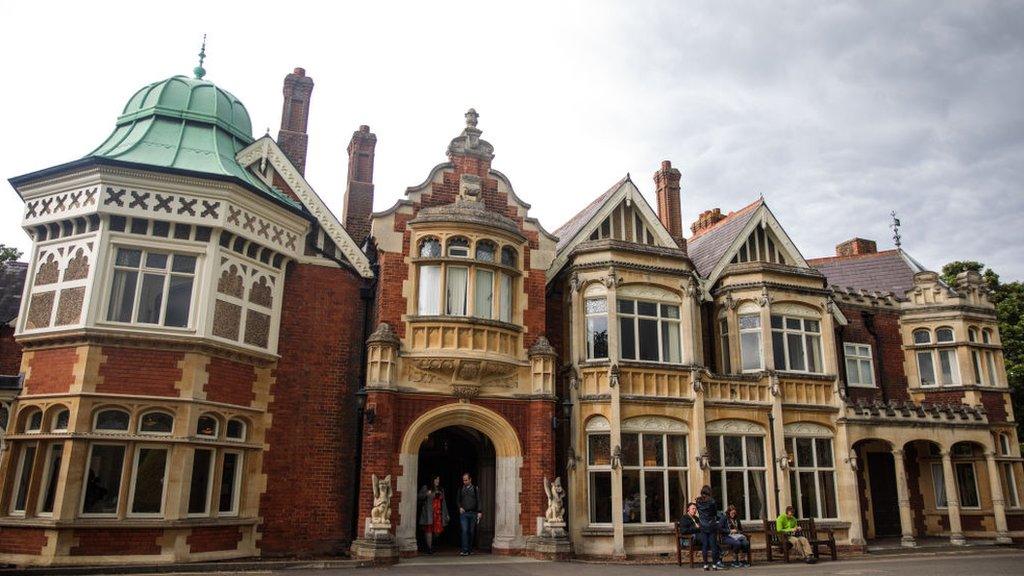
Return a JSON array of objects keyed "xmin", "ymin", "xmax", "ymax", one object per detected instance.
[
  {"xmin": 349, "ymin": 246, "xmax": 379, "ymax": 546},
  {"xmin": 767, "ymin": 411, "xmax": 780, "ymax": 518}
]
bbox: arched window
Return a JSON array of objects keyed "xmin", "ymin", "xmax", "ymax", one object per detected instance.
[
  {"xmin": 968, "ymin": 327, "xmax": 979, "ymax": 342},
  {"xmin": 982, "ymin": 328, "xmax": 993, "ymax": 344},
  {"xmin": 446, "ymin": 236, "xmax": 470, "ymax": 258},
  {"xmin": 706, "ymin": 420, "xmax": 767, "ymax": 521},
  {"xmin": 94, "ymin": 409, "xmax": 130, "ymax": 432},
  {"xmin": 197, "ymin": 414, "xmax": 219, "ymax": 438},
  {"xmin": 418, "ymin": 237, "xmax": 441, "ymax": 258},
  {"xmin": 784, "ymin": 423, "xmax": 838, "ymax": 519},
  {"xmin": 617, "ymin": 417, "xmax": 689, "ymax": 524},
  {"xmin": 52, "ymin": 408, "xmax": 70, "ymax": 432},
  {"xmin": 139, "ymin": 411, "xmax": 174, "ymax": 435},
  {"xmin": 584, "ymin": 286, "xmax": 609, "ymax": 360},
  {"xmin": 936, "ymin": 327, "xmax": 955, "ymax": 343},
  {"xmin": 475, "ymin": 240, "xmax": 496, "ymax": 262},
  {"xmin": 501, "ymin": 246, "xmax": 517, "ymax": 268},
  {"xmin": 24, "ymin": 408, "xmax": 43, "ymax": 433},
  {"xmin": 226, "ymin": 418, "xmax": 247, "ymax": 441},
  {"xmin": 913, "ymin": 329, "xmax": 932, "ymax": 344}
]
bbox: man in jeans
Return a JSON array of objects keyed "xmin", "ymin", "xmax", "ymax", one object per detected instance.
[
  {"xmin": 457, "ymin": 472, "xmax": 482, "ymax": 556},
  {"xmin": 776, "ymin": 506, "xmax": 815, "ymax": 564}
]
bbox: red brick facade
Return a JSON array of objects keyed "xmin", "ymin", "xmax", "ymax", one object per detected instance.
[
  {"xmin": 187, "ymin": 526, "xmax": 243, "ymax": 554},
  {"xmin": 837, "ymin": 303, "xmax": 909, "ymax": 403},
  {"xmin": 205, "ymin": 357, "xmax": 257, "ymax": 407},
  {"xmin": 0, "ymin": 325, "xmax": 21, "ymax": 375},
  {"xmin": 70, "ymin": 529, "xmax": 162, "ymax": 556},
  {"xmin": 96, "ymin": 347, "xmax": 183, "ymax": 397},
  {"xmin": 257, "ymin": 261, "xmax": 367, "ymax": 556},
  {"xmin": 0, "ymin": 528, "xmax": 47, "ymax": 555},
  {"xmin": 23, "ymin": 347, "xmax": 78, "ymax": 395}
]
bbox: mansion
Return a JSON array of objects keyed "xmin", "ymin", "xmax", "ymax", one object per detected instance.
[{"xmin": 0, "ymin": 63, "xmax": 1020, "ymax": 566}]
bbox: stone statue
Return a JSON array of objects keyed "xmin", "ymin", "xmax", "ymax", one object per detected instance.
[
  {"xmin": 370, "ymin": 474, "xmax": 392, "ymax": 525},
  {"xmin": 543, "ymin": 476, "xmax": 566, "ymax": 524}
]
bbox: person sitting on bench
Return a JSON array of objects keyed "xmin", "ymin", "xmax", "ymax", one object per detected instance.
[{"xmin": 776, "ymin": 506, "xmax": 815, "ymax": 564}]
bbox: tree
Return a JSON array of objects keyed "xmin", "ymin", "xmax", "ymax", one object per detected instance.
[
  {"xmin": 943, "ymin": 261, "xmax": 1024, "ymax": 439},
  {"xmin": 0, "ymin": 244, "xmax": 20, "ymax": 268}
]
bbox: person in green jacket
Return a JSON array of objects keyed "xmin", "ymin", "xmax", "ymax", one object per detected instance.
[{"xmin": 776, "ymin": 506, "xmax": 815, "ymax": 563}]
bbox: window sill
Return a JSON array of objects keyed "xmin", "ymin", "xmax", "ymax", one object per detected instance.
[
  {"xmin": 774, "ymin": 371, "xmax": 834, "ymax": 381},
  {"xmin": 0, "ymin": 516, "xmax": 259, "ymax": 529},
  {"xmin": 407, "ymin": 315, "xmax": 522, "ymax": 332}
]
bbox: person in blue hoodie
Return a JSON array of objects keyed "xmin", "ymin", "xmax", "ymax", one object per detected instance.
[{"xmin": 695, "ymin": 485, "xmax": 724, "ymax": 571}]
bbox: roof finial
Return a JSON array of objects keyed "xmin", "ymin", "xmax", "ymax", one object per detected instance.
[
  {"xmin": 193, "ymin": 34, "xmax": 207, "ymax": 80},
  {"xmin": 890, "ymin": 210, "xmax": 902, "ymax": 248},
  {"xmin": 465, "ymin": 108, "xmax": 479, "ymax": 128}
]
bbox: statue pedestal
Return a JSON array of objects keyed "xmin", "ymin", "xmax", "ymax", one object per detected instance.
[
  {"xmin": 352, "ymin": 523, "xmax": 398, "ymax": 565},
  {"xmin": 526, "ymin": 520, "xmax": 571, "ymax": 561}
]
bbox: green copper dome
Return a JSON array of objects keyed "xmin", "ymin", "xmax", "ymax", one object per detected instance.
[{"xmin": 88, "ymin": 75, "xmax": 297, "ymax": 207}]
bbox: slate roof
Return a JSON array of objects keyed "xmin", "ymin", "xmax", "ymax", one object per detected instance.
[
  {"xmin": 0, "ymin": 262, "xmax": 27, "ymax": 325},
  {"xmin": 808, "ymin": 249, "xmax": 924, "ymax": 296},
  {"xmin": 553, "ymin": 177, "xmax": 628, "ymax": 253},
  {"xmin": 686, "ymin": 198, "xmax": 764, "ymax": 277}
]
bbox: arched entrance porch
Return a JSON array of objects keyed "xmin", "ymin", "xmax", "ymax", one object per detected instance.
[{"xmin": 396, "ymin": 403, "xmax": 523, "ymax": 554}]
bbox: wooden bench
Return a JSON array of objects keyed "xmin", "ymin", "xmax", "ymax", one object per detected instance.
[
  {"xmin": 763, "ymin": 518, "xmax": 837, "ymax": 562},
  {"xmin": 676, "ymin": 519, "xmax": 754, "ymax": 567}
]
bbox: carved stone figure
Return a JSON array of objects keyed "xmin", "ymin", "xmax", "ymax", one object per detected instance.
[
  {"xmin": 544, "ymin": 476, "xmax": 566, "ymax": 524},
  {"xmin": 370, "ymin": 474, "xmax": 393, "ymax": 526}
]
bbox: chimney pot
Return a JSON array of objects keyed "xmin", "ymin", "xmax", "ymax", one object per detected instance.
[
  {"xmin": 654, "ymin": 160, "xmax": 684, "ymax": 247},
  {"xmin": 293, "ymin": 67, "xmax": 305, "ymax": 76},
  {"xmin": 835, "ymin": 238, "xmax": 878, "ymax": 257},
  {"xmin": 277, "ymin": 67, "xmax": 315, "ymax": 175},
  {"xmin": 343, "ymin": 126, "xmax": 378, "ymax": 246}
]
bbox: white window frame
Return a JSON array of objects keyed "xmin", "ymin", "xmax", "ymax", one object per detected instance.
[
  {"xmin": 617, "ymin": 299, "xmax": 682, "ymax": 364},
  {"xmin": 586, "ymin": 432, "xmax": 612, "ymax": 526},
  {"xmin": 226, "ymin": 419, "xmax": 247, "ymax": 442},
  {"xmin": 103, "ymin": 246, "xmax": 199, "ymax": 329},
  {"xmin": 37, "ymin": 441, "xmax": 65, "ymax": 516},
  {"xmin": 417, "ymin": 264, "xmax": 442, "ymax": 316},
  {"xmin": 738, "ymin": 314, "xmax": 763, "ymax": 373},
  {"xmin": 585, "ymin": 297, "xmax": 609, "ymax": 360},
  {"xmin": 707, "ymin": 433, "xmax": 767, "ymax": 522},
  {"xmin": 197, "ymin": 414, "xmax": 219, "ymax": 438},
  {"xmin": 954, "ymin": 461, "xmax": 981, "ymax": 509},
  {"xmin": 931, "ymin": 460, "xmax": 981, "ymax": 509},
  {"xmin": 9, "ymin": 443, "xmax": 37, "ymax": 515},
  {"xmin": 93, "ymin": 409, "xmax": 130, "ymax": 432},
  {"xmin": 1002, "ymin": 462, "xmax": 1020, "ymax": 509},
  {"xmin": 619, "ymin": 431, "xmax": 688, "ymax": 524},
  {"xmin": 80, "ymin": 442, "xmax": 127, "ymax": 517},
  {"xmin": 786, "ymin": 436, "xmax": 839, "ymax": 519},
  {"xmin": 187, "ymin": 447, "xmax": 217, "ymax": 517},
  {"xmin": 771, "ymin": 314, "xmax": 823, "ymax": 374},
  {"xmin": 843, "ymin": 343, "xmax": 876, "ymax": 387},
  {"xmin": 138, "ymin": 411, "xmax": 174, "ymax": 436},
  {"xmin": 127, "ymin": 444, "xmax": 171, "ymax": 518},
  {"xmin": 218, "ymin": 450, "xmax": 244, "ymax": 517},
  {"xmin": 25, "ymin": 409, "xmax": 43, "ymax": 433}
]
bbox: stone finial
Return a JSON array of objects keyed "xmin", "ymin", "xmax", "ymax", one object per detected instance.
[
  {"xmin": 465, "ymin": 108, "xmax": 479, "ymax": 128},
  {"xmin": 447, "ymin": 108, "xmax": 494, "ymax": 161},
  {"xmin": 529, "ymin": 336, "xmax": 557, "ymax": 358}
]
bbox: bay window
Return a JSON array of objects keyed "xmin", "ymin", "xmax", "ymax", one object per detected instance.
[
  {"xmin": 913, "ymin": 328, "xmax": 959, "ymax": 387},
  {"xmin": 771, "ymin": 315, "xmax": 822, "ymax": 373},
  {"xmin": 415, "ymin": 236, "xmax": 519, "ymax": 322},
  {"xmin": 129, "ymin": 446, "xmax": 169, "ymax": 515},
  {"xmin": 107, "ymin": 248, "xmax": 197, "ymax": 328},
  {"xmin": 620, "ymin": 431, "xmax": 687, "ymax": 523},
  {"xmin": 219, "ymin": 451, "xmax": 243, "ymax": 515},
  {"xmin": 983, "ymin": 329, "xmax": 999, "ymax": 385},
  {"xmin": 10, "ymin": 444, "xmax": 36, "ymax": 514},
  {"xmin": 82, "ymin": 444, "xmax": 126, "ymax": 515},
  {"xmin": 617, "ymin": 299, "xmax": 681, "ymax": 363},
  {"xmin": 585, "ymin": 298, "xmax": 609, "ymax": 360},
  {"xmin": 843, "ymin": 343, "xmax": 875, "ymax": 387},
  {"xmin": 38, "ymin": 442, "xmax": 64, "ymax": 515},
  {"xmin": 188, "ymin": 448, "xmax": 215, "ymax": 516},
  {"xmin": 708, "ymin": 430, "xmax": 766, "ymax": 521},
  {"xmin": 739, "ymin": 315, "xmax": 763, "ymax": 372},
  {"xmin": 786, "ymin": 436, "xmax": 838, "ymax": 519}
]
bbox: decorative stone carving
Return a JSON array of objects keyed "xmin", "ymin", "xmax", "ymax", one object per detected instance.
[
  {"xmin": 528, "ymin": 336, "xmax": 556, "ymax": 358},
  {"xmin": 724, "ymin": 292, "xmax": 737, "ymax": 310},
  {"xmin": 570, "ymin": 272, "xmax": 581, "ymax": 293},
  {"xmin": 697, "ymin": 447, "xmax": 710, "ymax": 470},
  {"xmin": 706, "ymin": 419, "xmax": 766, "ymax": 435},
  {"xmin": 602, "ymin": 268, "xmax": 621, "ymax": 289},
  {"xmin": 758, "ymin": 285, "xmax": 774, "ymax": 308},
  {"xmin": 451, "ymin": 383, "xmax": 481, "ymax": 400},
  {"xmin": 542, "ymin": 477, "xmax": 567, "ymax": 538},
  {"xmin": 621, "ymin": 416, "xmax": 689, "ymax": 433},
  {"xmin": 609, "ymin": 364, "xmax": 620, "ymax": 388},
  {"xmin": 584, "ymin": 415, "xmax": 610, "ymax": 432},
  {"xmin": 611, "ymin": 444, "xmax": 622, "ymax": 470},
  {"xmin": 565, "ymin": 446, "xmax": 578, "ymax": 472},
  {"xmin": 370, "ymin": 474, "xmax": 393, "ymax": 530},
  {"xmin": 368, "ymin": 322, "xmax": 401, "ymax": 346},
  {"xmin": 408, "ymin": 357, "xmax": 518, "ymax": 391},
  {"xmin": 769, "ymin": 371, "xmax": 781, "ymax": 397},
  {"xmin": 782, "ymin": 422, "xmax": 833, "ymax": 437}
]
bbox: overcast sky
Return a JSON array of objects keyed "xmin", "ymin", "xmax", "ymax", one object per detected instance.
[{"xmin": 2, "ymin": 1, "xmax": 1022, "ymax": 279}]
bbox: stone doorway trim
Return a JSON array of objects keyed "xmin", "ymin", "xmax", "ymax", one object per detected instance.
[{"xmin": 396, "ymin": 403, "xmax": 524, "ymax": 553}]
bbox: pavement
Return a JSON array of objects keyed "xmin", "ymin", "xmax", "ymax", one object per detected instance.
[{"xmin": 65, "ymin": 548, "xmax": 1023, "ymax": 576}]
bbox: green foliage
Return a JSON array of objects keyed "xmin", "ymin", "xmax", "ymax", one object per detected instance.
[
  {"xmin": 943, "ymin": 260, "xmax": 1024, "ymax": 438},
  {"xmin": 0, "ymin": 244, "xmax": 21, "ymax": 268}
]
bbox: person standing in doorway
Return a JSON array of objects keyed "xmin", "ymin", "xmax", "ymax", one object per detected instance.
[
  {"xmin": 457, "ymin": 472, "xmax": 482, "ymax": 556},
  {"xmin": 417, "ymin": 476, "xmax": 448, "ymax": 554}
]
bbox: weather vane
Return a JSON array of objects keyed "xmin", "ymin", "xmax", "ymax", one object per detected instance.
[
  {"xmin": 890, "ymin": 210, "xmax": 902, "ymax": 249},
  {"xmin": 194, "ymin": 34, "xmax": 207, "ymax": 80}
]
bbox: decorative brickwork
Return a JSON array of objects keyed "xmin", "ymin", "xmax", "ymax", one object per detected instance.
[
  {"xmin": 23, "ymin": 347, "xmax": 78, "ymax": 395},
  {"xmin": 63, "ymin": 248, "xmax": 89, "ymax": 281},
  {"xmin": 55, "ymin": 286, "xmax": 85, "ymax": 325},
  {"xmin": 70, "ymin": 528, "xmax": 162, "ymax": 556},
  {"xmin": 25, "ymin": 292, "xmax": 54, "ymax": 329},
  {"xmin": 0, "ymin": 528, "xmax": 48, "ymax": 555},
  {"xmin": 244, "ymin": 310, "xmax": 271, "ymax": 348},
  {"xmin": 213, "ymin": 300, "xmax": 242, "ymax": 340},
  {"xmin": 205, "ymin": 356, "xmax": 257, "ymax": 406},
  {"xmin": 34, "ymin": 254, "xmax": 58, "ymax": 285},
  {"xmin": 838, "ymin": 303, "xmax": 909, "ymax": 403}
]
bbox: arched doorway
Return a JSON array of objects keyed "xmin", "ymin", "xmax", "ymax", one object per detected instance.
[
  {"xmin": 395, "ymin": 403, "xmax": 523, "ymax": 554},
  {"xmin": 416, "ymin": 426, "xmax": 496, "ymax": 552},
  {"xmin": 852, "ymin": 439, "xmax": 900, "ymax": 539}
]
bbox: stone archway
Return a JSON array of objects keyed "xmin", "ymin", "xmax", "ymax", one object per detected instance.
[{"xmin": 396, "ymin": 403, "xmax": 523, "ymax": 553}]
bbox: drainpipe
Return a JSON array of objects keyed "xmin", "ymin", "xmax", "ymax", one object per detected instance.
[{"xmin": 767, "ymin": 411, "xmax": 780, "ymax": 517}]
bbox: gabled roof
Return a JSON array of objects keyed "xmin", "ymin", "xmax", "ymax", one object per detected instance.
[
  {"xmin": 687, "ymin": 198, "xmax": 763, "ymax": 277},
  {"xmin": 808, "ymin": 249, "xmax": 925, "ymax": 297},
  {"xmin": 236, "ymin": 137, "xmax": 374, "ymax": 278},
  {"xmin": 553, "ymin": 177, "xmax": 626, "ymax": 253},
  {"xmin": 547, "ymin": 176, "xmax": 679, "ymax": 282}
]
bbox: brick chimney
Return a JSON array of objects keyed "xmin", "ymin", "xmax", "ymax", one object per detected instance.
[
  {"xmin": 343, "ymin": 125, "xmax": 377, "ymax": 246},
  {"xmin": 277, "ymin": 68, "xmax": 314, "ymax": 175},
  {"xmin": 835, "ymin": 238, "xmax": 877, "ymax": 257},
  {"xmin": 690, "ymin": 208, "xmax": 726, "ymax": 236},
  {"xmin": 654, "ymin": 160, "xmax": 684, "ymax": 246}
]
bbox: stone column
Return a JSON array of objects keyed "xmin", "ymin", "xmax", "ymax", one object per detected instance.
[
  {"xmin": 984, "ymin": 451, "xmax": 1013, "ymax": 544},
  {"xmin": 941, "ymin": 451, "xmax": 967, "ymax": 545},
  {"xmin": 891, "ymin": 448, "xmax": 916, "ymax": 547},
  {"xmin": 605, "ymin": 271, "xmax": 626, "ymax": 558},
  {"xmin": 835, "ymin": 423, "xmax": 865, "ymax": 546}
]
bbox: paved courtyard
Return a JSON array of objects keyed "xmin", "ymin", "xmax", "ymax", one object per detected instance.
[{"xmin": 118, "ymin": 549, "xmax": 1023, "ymax": 576}]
